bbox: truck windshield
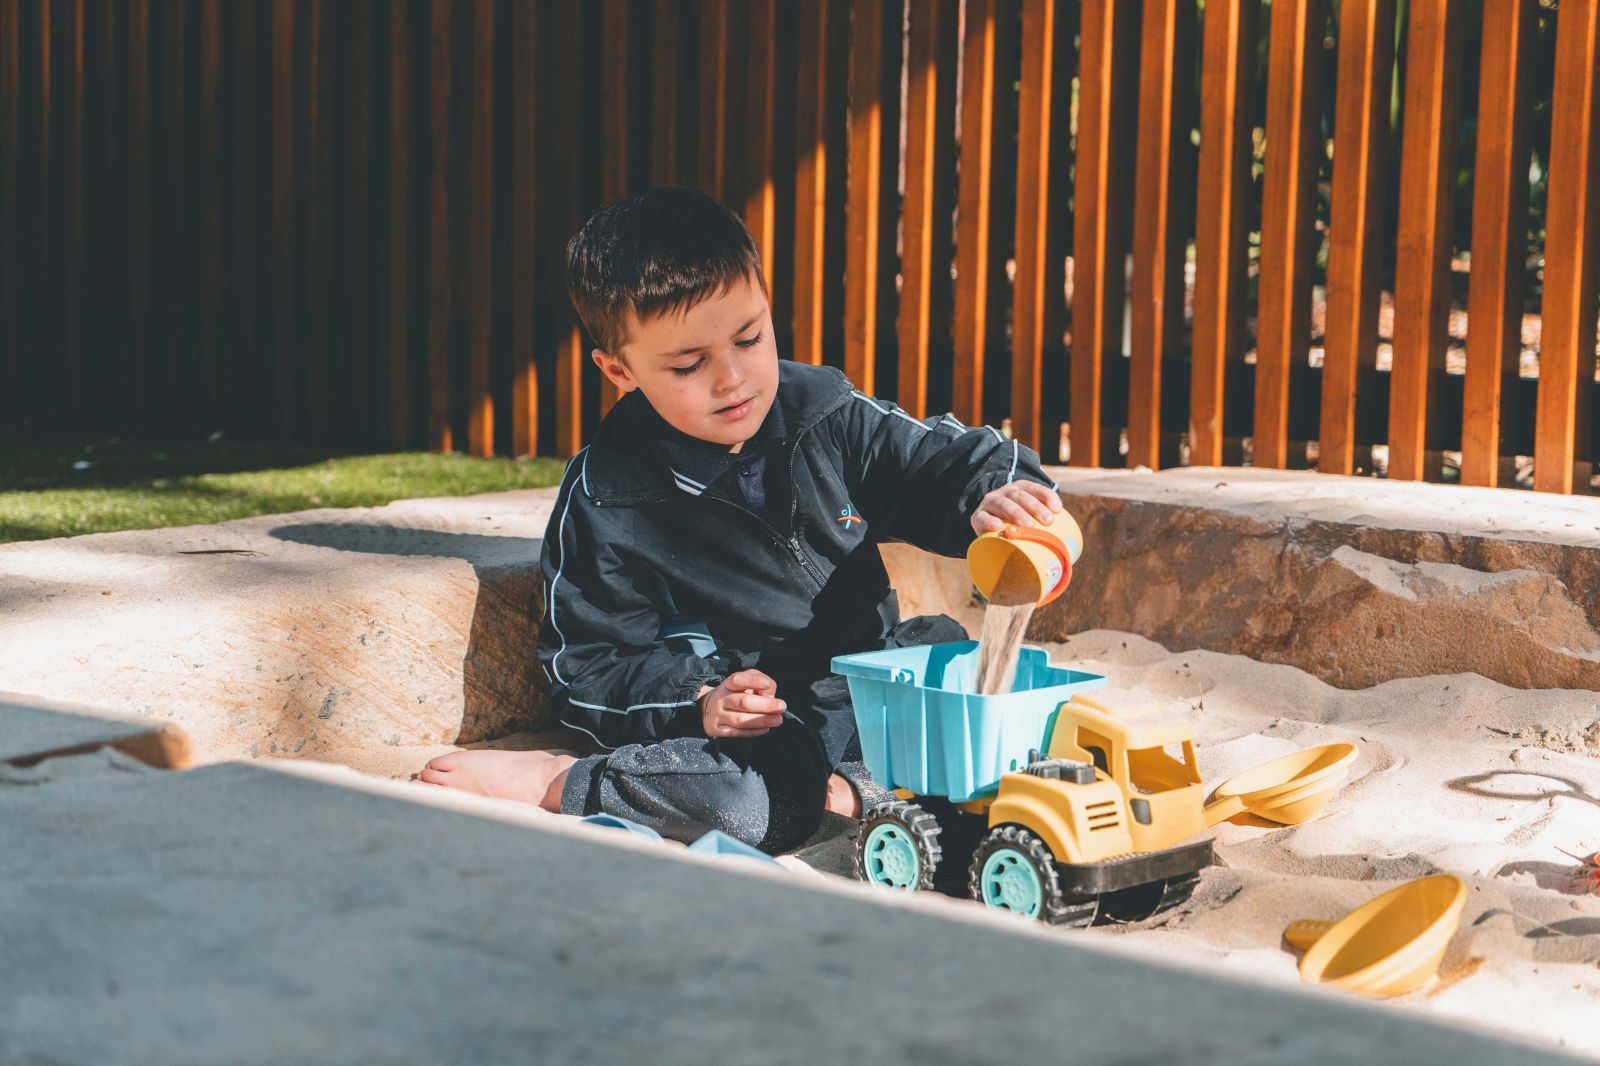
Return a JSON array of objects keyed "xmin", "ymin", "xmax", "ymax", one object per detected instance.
[{"xmin": 1128, "ymin": 741, "xmax": 1200, "ymax": 794}]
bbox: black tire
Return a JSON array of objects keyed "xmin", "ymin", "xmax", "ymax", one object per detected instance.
[
  {"xmin": 967, "ymin": 824, "xmax": 1099, "ymax": 928},
  {"xmin": 1099, "ymin": 872, "xmax": 1201, "ymax": 925},
  {"xmin": 854, "ymin": 799, "xmax": 942, "ymax": 892}
]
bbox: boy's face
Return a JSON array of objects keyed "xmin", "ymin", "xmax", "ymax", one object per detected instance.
[{"xmin": 592, "ymin": 272, "xmax": 779, "ymax": 451}]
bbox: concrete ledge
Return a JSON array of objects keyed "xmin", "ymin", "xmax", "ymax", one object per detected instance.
[
  {"xmin": 0, "ymin": 691, "xmax": 192, "ymax": 769},
  {"xmin": 0, "ymin": 750, "xmax": 1584, "ymax": 1066}
]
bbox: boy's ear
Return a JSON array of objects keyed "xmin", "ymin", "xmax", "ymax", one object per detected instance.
[{"xmin": 591, "ymin": 348, "xmax": 639, "ymax": 394}]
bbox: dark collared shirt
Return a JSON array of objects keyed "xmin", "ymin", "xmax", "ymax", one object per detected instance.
[{"xmin": 649, "ymin": 396, "xmax": 790, "ymax": 527}]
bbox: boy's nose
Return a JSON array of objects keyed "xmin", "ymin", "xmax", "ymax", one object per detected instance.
[{"xmin": 712, "ymin": 355, "xmax": 744, "ymax": 392}]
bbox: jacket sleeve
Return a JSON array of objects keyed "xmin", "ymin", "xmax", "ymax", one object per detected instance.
[
  {"xmin": 832, "ymin": 389, "xmax": 1056, "ymax": 558},
  {"xmin": 538, "ymin": 452, "xmax": 726, "ymax": 749}
]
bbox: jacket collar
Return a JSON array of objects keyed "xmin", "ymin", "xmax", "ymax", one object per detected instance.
[{"xmin": 582, "ymin": 360, "xmax": 854, "ymax": 506}]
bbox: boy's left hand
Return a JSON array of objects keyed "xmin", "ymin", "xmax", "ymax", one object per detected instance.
[{"xmin": 971, "ymin": 480, "xmax": 1061, "ymax": 534}]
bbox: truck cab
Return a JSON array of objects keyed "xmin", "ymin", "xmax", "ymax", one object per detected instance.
[{"xmin": 1043, "ymin": 695, "xmax": 1207, "ymax": 853}]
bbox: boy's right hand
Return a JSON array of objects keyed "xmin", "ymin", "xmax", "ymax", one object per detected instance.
[{"xmin": 698, "ymin": 669, "xmax": 786, "ymax": 738}]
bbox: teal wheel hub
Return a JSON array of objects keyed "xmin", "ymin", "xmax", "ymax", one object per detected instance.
[
  {"xmin": 862, "ymin": 823, "xmax": 921, "ymax": 889},
  {"xmin": 980, "ymin": 847, "xmax": 1043, "ymax": 916}
]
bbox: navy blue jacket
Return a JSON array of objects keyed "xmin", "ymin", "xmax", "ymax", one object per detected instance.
[{"xmin": 537, "ymin": 359, "xmax": 1054, "ymax": 750}]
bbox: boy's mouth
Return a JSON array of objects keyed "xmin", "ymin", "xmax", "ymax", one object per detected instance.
[{"xmin": 713, "ymin": 396, "xmax": 756, "ymax": 420}]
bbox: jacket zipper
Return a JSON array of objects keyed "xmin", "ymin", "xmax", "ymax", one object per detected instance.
[
  {"xmin": 702, "ymin": 493, "xmax": 828, "ymax": 592},
  {"xmin": 781, "ymin": 433, "xmax": 831, "ymax": 589}
]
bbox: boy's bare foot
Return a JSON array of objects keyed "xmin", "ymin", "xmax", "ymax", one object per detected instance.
[
  {"xmin": 825, "ymin": 772, "xmax": 862, "ymax": 818},
  {"xmin": 414, "ymin": 749, "xmax": 577, "ymax": 811}
]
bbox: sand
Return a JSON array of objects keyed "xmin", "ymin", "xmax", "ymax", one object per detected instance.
[
  {"xmin": 869, "ymin": 626, "xmax": 1600, "ymax": 1058},
  {"xmin": 356, "ymin": 624, "xmax": 1600, "ymax": 1058},
  {"xmin": 974, "ymin": 601, "xmax": 1035, "ymax": 695}
]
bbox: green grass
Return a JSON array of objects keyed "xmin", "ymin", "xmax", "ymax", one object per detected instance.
[{"xmin": 0, "ymin": 431, "xmax": 568, "ymax": 543}]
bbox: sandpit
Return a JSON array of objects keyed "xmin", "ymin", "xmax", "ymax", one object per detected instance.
[{"xmin": 393, "ymin": 626, "xmax": 1600, "ymax": 1059}]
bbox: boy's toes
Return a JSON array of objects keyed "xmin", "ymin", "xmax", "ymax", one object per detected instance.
[
  {"xmin": 424, "ymin": 750, "xmax": 470, "ymax": 772},
  {"xmin": 416, "ymin": 765, "xmax": 452, "ymax": 785}
]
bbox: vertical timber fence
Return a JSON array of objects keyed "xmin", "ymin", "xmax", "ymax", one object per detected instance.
[{"xmin": 2, "ymin": 0, "xmax": 1599, "ymax": 492}]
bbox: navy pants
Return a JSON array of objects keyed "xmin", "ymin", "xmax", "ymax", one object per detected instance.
[{"xmin": 558, "ymin": 614, "xmax": 969, "ymax": 853}]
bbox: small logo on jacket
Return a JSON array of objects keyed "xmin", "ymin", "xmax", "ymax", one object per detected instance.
[{"xmin": 836, "ymin": 504, "xmax": 863, "ymax": 527}]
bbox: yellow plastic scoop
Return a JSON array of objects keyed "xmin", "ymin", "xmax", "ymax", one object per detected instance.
[
  {"xmin": 1202, "ymin": 742, "xmax": 1358, "ymax": 827},
  {"xmin": 1283, "ymin": 874, "xmax": 1467, "ymax": 998},
  {"xmin": 967, "ymin": 509, "xmax": 1083, "ymax": 607}
]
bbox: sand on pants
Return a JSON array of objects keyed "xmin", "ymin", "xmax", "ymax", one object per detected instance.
[{"xmin": 793, "ymin": 626, "xmax": 1600, "ymax": 1060}]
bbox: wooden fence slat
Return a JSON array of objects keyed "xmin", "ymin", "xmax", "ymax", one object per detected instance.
[
  {"xmin": 1190, "ymin": 0, "xmax": 1256, "ymax": 467},
  {"xmin": 745, "ymin": 0, "xmax": 777, "ymax": 289},
  {"xmin": 466, "ymin": 0, "xmax": 494, "ymax": 456},
  {"xmin": 596, "ymin": 0, "xmax": 629, "ymax": 418},
  {"xmin": 898, "ymin": 0, "xmax": 956, "ymax": 419},
  {"xmin": 33, "ymin": 0, "xmax": 47, "ymax": 422},
  {"xmin": 388, "ymin": 0, "xmax": 411, "ymax": 448},
  {"xmin": 1129, "ymin": 0, "xmax": 1194, "ymax": 470},
  {"xmin": 1534, "ymin": 0, "xmax": 1600, "ymax": 494},
  {"xmin": 0, "ymin": 0, "xmax": 16, "ymax": 418},
  {"xmin": 233, "ymin": 0, "xmax": 260, "ymax": 437},
  {"xmin": 1012, "ymin": 0, "xmax": 1069, "ymax": 452},
  {"xmin": 650, "ymin": 0, "xmax": 681, "ymax": 187},
  {"xmin": 199, "ymin": 0, "xmax": 221, "ymax": 420},
  {"xmin": 1071, "ymin": 0, "xmax": 1139, "ymax": 466},
  {"xmin": 1254, "ymin": 0, "xmax": 1324, "ymax": 470},
  {"xmin": 307, "ymin": 0, "xmax": 332, "ymax": 446},
  {"xmin": 126, "ymin": 0, "xmax": 149, "ymax": 425},
  {"xmin": 91, "ymin": 0, "xmax": 113, "ymax": 424},
  {"xmin": 554, "ymin": 0, "xmax": 583, "ymax": 458},
  {"xmin": 1320, "ymin": 0, "xmax": 1395, "ymax": 475},
  {"xmin": 271, "ymin": 0, "xmax": 293, "ymax": 442},
  {"xmin": 163, "ymin": 0, "xmax": 187, "ymax": 430},
  {"xmin": 348, "ymin": 0, "xmax": 372, "ymax": 443},
  {"xmin": 427, "ymin": 0, "xmax": 452, "ymax": 453},
  {"xmin": 1388, "ymin": 0, "xmax": 1465, "ymax": 483},
  {"xmin": 64, "ymin": 0, "xmax": 82, "ymax": 423},
  {"xmin": 601, "ymin": 0, "xmax": 630, "ymax": 202},
  {"xmin": 1461, "ymin": 0, "xmax": 1534, "ymax": 488},
  {"xmin": 843, "ymin": 0, "xmax": 887, "ymax": 394},
  {"xmin": 511, "ymin": 0, "xmax": 537, "ymax": 457},
  {"xmin": 791, "ymin": 0, "xmax": 836, "ymax": 368},
  {"xmin": 953, "ymin": 0, "xmax": 1000, "ymax": 427},
  {"xmin": 698, "ymin": 0, "xmax": 732, "ymax": 202}
]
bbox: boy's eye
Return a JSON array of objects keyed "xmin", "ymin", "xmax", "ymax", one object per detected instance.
[
  {"xmin": 671, "ymin": 358, "xmax": 706, "ymax": 376},
  {"xmin": 736, "ymin": 331, "xmax": 763, "ymax": 349}
]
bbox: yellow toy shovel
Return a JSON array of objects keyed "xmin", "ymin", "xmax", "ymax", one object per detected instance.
[
  {"xmin": 1283, "ymin": 874, "xmax": 1467, "ymax": 998},
  {"xmin": 1202, "ymin": 742, "xmax": 1358, "ymax": 827}
]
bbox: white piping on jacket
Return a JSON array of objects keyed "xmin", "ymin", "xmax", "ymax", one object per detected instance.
[{"xmin": 547, "ymin": 447, "xmax": 699, "ymax": 729}]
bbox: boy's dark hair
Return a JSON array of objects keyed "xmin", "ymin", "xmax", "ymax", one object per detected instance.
[{"xmin": 565, "ymin": 187, "xmax": 767, "ymax": 358}]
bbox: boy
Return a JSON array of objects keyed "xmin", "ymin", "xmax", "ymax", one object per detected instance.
[{"xmin": 417, "ymin": 187, "xmax": 1061, "ymax": 853}]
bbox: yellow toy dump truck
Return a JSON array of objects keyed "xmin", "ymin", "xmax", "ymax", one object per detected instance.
[{"xmin": 832, "ymin": 642, "xmax": 1214, "ymax": 927}]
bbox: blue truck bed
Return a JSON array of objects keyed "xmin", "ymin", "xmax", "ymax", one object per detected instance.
[{"xmin": 832, "ymin": 641, "xmax": 1107, "ymax": 803}]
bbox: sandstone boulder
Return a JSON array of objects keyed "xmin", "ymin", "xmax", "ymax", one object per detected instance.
[
  {"xmin": 0, "ymin": 493, "xmax": 559, "ymax": 770},
  {"xmin": 1034, "ymin": 467, "xmax": 1600, "ymax": 691}
]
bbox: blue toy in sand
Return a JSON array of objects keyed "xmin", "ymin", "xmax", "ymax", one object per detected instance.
[{"xmin": 579, "ymin": 814, "xmax": 782, "ymax": 867}]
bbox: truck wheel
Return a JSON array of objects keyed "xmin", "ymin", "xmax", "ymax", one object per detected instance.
[
  {"xmin": 854, "ymin": 800, "xmax": 941, "ymax": 891},
  {"xmin": 968, "ymin": 825, "xmax": 1098, "ymax": 928},
  {"xmin": 1099, "ymin": 872, "xmax": 1201, "ymax": 925}
]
